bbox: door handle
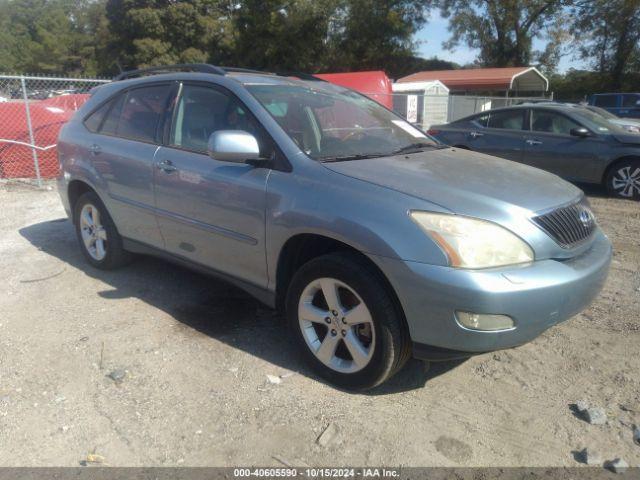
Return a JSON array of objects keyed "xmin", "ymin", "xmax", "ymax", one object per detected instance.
[
  {"xmin": 469, "ymin": 131, "xmax": 484, "ymax": 138},
  {"xmin": 526, "ymin": 139, "xmax": 542, "ymax": 146},
  {"xmin": 156, "ymin": 159, "xmax": 177, "ymax": 173},
  {"xmin": 89, "ymin": 144, "xmax": 101, "ymax": 155}
]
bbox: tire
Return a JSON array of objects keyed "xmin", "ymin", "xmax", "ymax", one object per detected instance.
[
  {"xmin": 73, "ymin": 191, "xmax": 132, "ymax": 269},
  {"xmin": 605, "ymin": 159, "xmax": 640, "ymax": 200},
  {"xmin": 286, "ymin": 252, "xmax": 410, "ymax": 390}
]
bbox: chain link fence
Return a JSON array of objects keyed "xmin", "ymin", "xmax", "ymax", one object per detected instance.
[{"xmin": 0, "ymin": 75, "xmax": 110, "ymax": 186}]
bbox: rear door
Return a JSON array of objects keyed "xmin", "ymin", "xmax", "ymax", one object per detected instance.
[
  {"xmin": 153, "ymin": 82, "xmax": 272, "ymax": 288},
  {"xmin": 83, "ymin": 83, "xmax": 174, "ymax": 246},
  {"xmin": 522, "ymin": 108, "xmax": 603, "ymax": 182},
  {"xmin": 464, "ymin": 109, "xmax": 527, "ymax": 161}
]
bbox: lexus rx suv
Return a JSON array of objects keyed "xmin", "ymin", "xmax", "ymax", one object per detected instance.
[{"xmin": 57, "ymin": 64, "xmax": 612, "ymax": 389}]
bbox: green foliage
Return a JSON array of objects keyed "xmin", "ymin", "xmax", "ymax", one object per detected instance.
[
  {"xmin": 570, "ymin": 0, "xmax": 640, "ymax": 89},
  {"xmin": 0, "ymin": 0, "xmax": 429, "ymax": 77},
  {"xmin": 431, "ymin": 0, "xmax": 566, "ymax": 67},
  {"xmin": 0, "ymin": 0, "xmax": 110, "ymax": 75}
]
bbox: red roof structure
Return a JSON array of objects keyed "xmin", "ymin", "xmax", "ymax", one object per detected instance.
[{"xmin": 397, "ymin": 67, "xmax": 548, "ymax": 93}]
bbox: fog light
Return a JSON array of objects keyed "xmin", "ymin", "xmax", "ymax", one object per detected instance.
[{"xmin": 456, "ymin": 311, "xmax": 514, "ymax": 331}]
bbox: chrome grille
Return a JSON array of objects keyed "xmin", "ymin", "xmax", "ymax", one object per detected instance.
[{"xmin": 532, "ymin": 201, "xmax": 596, "ymax": 248}]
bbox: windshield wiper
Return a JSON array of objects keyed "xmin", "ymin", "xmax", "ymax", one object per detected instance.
[
  {"xmin": 320, "ymin": 153, "xmax": 388, "ymax": 163},
  {"xmin": 391, "ymin": 142, "xmax": 443, "ymax": 155}
]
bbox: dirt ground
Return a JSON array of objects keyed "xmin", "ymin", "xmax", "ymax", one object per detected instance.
[{"xmin": 0, "ymin": 180, "xmax": 638, "ymax": 467}]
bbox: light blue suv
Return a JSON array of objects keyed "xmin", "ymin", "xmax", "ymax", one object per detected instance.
[{"xmin": 57, "ymin": 64, "xmax": 612, "ymax": 389}]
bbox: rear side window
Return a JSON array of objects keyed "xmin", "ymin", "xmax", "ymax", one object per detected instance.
[
  {"xmin": 472, "ymin": 113, "xmax": 489, "ymax": 127},
  {"xmin": 488, "ymin": 110, "xmax": 525, "ymax": 130},
  {"xmin": 593, "ymin": 95, "xmax": 618, "ymax": 108},
  {"xmin": 622, "ymin": 94, "xmax": 640, "ymax": 107},
  {"xmin": 96, "ymin": 85, "xmax": 173, "ymax": 142}
]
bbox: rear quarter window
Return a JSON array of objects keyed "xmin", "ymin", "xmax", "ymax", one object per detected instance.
[{"xmin": 84, "ymin": 98, "xmax": 115, "ymax": 133}]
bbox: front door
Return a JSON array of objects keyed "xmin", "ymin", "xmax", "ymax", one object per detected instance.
[
  {"xmin": 153, "ymin": 83, "xmax": 271, "ymax": 288},
  {"xmin": 523, "ymin": 109, "xmax": 603, "ymax": 182}
]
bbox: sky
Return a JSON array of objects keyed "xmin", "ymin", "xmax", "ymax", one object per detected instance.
[{"xmin": 414, "ymin": 11, "xmax": 586, "ymax": 72}]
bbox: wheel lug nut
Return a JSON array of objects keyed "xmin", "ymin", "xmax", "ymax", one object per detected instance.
[
  {"xmin": 331, "ymin": 329, "xmax": 337, "ymax": 336},
  {"xmin": 341, "ymin": 330, "xmax": 346, "ymax": 336},
  {"xmin": 331, "ymin": 310, "xmax": 338, "ymax": 316},
  {"xmin": 341, "ymin": 318, "xmax": 346, "ymax": 324},
  {"xmin": 325, "ymin": 317, "xmax": 331, "ymax": 324}
]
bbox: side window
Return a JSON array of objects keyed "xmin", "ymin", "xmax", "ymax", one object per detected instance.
[
  {"xmin": 488, "ymin": 110, "xmax": 524, "ymax": 130},
  {"xmin": 622, "ymin": 94, "xmax": 640, "ymax": 108},
  {"xmin": 472, "ymin": 113, "xmax": 489, "ymax": 127},
  {"xmin": 531, "ymin": 110, "xmax": 580, "ymax": 135},
  {"xmin": 170, "ymin": 84, "xmax": 272, "ymax": 157},
  {"xmin": 116, "ymin": 85, "xmax": 172, "ymax": 142},
  {"xmin": 593, "ymin": 95, "xmax": 618, "ymax": 108},
  {"xmin": 84, "ymin": 98, "xmax": 114, "ymax": 133}
]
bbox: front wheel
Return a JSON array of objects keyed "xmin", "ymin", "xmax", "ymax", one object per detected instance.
[
  {"xmin": 286, "ymin": 252, "xmax": 410, "ymax": 390},
  {"xmin": 606, "ymin": 159, "xmax": 640, "ymax": 199}
]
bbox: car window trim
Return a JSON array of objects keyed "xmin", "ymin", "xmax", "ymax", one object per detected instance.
[{"xmin": 163, "ymin": 80, "xmax": 291, "ymax": 172}]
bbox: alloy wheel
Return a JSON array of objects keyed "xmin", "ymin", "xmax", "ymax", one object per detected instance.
[
  {"xmin": 298, "ymin": 277, "xmax": 375, "ymax": 374},
  {"xmin": 79, "ymin": 203, "xmax": 108, "ymax": 261},
  {"xmin": 611, "ymin": 165, "xmax": 640, "ymax": 198}
]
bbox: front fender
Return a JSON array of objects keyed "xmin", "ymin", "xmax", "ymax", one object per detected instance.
[{"xmin": 264, "ymin": 162, "xmax": 452, "ymax": 291}]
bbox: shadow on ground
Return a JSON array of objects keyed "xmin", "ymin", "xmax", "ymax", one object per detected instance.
[{"xmin": 19, "ymin": 218, "xmax": 466, "ymax": 395}]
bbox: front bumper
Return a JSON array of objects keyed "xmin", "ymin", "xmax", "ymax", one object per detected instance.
[{"xmin": 372, "ymin": 230, "xmax": 612, "ymax": 358}]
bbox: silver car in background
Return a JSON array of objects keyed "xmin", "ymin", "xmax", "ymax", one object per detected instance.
[
  {"xmin": 57, "ymin": 65, "xmax": 612, "ymax": 389},
  {"xmin": 429, "ymin": 103, "xmax": 640, "ymax": 199}
]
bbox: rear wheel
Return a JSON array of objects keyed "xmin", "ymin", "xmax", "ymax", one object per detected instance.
[
  {"xmin": 606, "ymin": 159, "xmax": 640, "ymax": 199},
  {"xmin": 286, "ymin": 252, "xmax": 410, "ymax": 390},
  {"xmin": 73, "ymin": 191, "xmax": 132, "ymax": 269}
]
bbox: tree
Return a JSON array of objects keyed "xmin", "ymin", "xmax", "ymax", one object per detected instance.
[
  {"xmin": 432, "ymin": 0, "xmax": 565, "ymax": 67},
  {"xmin": 231, "ymin": 0, "xmax": 339, "ymax": 71},
  {"xmin": 570, "ymin": 0, "xmax": 640, "ymax": 89},
  {"xmin": 324, "ymin": 0, "xmax": 427, "ymax": 73},
  {"xmin": 105, "ymin": 0, "xmax": 235, "ymax": 73}
]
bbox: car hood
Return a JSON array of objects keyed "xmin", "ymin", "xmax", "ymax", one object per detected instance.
[
  {"xmin": 613, "ymin": 133, "xmax": 640, "ymax": 144},
  {"xmin": 611, "ymin": 118, "xmax": 640, "ymax": 127},
  {"xmin": 322, "ymin": 147, "xmax": 583, "ymax": 217}
]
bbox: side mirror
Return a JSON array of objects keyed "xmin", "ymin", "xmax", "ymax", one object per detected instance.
[
  {"xmin": 207, "ymin": 130, "xmax": 262, "ymax": 163},
  {"xmin": 570, "ymin": 127, "xmax": 591, "ymax": 138}
]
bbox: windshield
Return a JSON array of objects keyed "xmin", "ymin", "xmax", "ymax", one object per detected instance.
[
  {"xmin": 585, "ymin": 105, "xmax": 617, "ymax": 119},
  {"xmin": 246, "ymin": 83, "xmax": 439, "ymax": 161},
  {"xmin": 573, "ymin": 108, "xmax": 628, "ymax": 134}
]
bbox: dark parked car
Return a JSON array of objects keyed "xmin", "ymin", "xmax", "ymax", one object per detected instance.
[{"xmin": 429, "ymin": 104, "xmax": 640, "ymax": 199}]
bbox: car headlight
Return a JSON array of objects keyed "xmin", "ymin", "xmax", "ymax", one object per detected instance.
[{"xmin": 410, "ymin": 211, "xmax": 534, "ymax": 269}]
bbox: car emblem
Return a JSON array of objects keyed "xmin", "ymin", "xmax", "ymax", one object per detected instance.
[{"xmin": 578, "ymin": 208, "xmax": 592, "ymax": 228}]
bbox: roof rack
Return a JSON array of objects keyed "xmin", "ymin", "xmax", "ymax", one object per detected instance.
[
  {"xmin": 222, "ymin": 67, "xmax": 274, "ymax": 75},
  {"xmin": 113, "ymin": 63, "xmax": 225, "ymax": 81},
  {"xmin": 276, "ymin": 71, "xmax": 326, "ymax": 82},
  {"xmin": 113, "ymin": 63, "xmax": 327, "ymax": 83}
]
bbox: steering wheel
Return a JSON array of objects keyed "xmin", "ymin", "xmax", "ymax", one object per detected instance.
[{"xmin": 341, "ymin": 129, "xmax": 366, "ymax": 141}]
